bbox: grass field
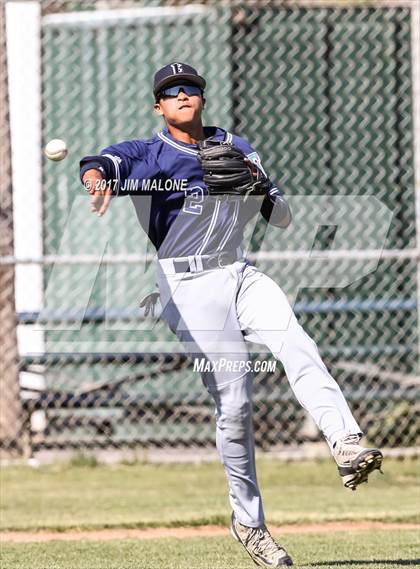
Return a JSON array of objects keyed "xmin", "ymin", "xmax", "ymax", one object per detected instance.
[
  {"xmin": 1, "ymin": 457, "xmax": 419, "ymax": 568},
  {"xmin": 2, "ymin": 530, "xmax": 419, "ymax": 569}
]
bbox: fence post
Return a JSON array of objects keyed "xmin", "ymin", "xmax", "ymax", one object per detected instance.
[
  {"xmin": 0, "ymin": 3, "xmax": 23, "ymax": 456},
  {"xmin": 412, "ymin": 1, "xmax": 420, "ymax": 374}
]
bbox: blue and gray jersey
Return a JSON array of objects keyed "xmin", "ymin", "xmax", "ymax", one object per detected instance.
[{"xmin": 80, "ymin": 126, "xmax": 290, "ymax": 259}]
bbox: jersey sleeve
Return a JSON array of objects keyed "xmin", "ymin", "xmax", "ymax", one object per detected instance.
[
  {"xmin": 260, "ymin": 187, "xmax": 292, "ymax": 228},
  {"xmin": 79, "ymin": 139, "xmax": 145, "ymax": 195},
  {"xmin": 230, "ymin": 134, "xmax": 291, "ymax": 228},
  {"xmin": 230, "ymin": 134, "xmax": 268, "ymax": 176}
]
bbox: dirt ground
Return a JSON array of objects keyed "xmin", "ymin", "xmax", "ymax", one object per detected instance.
[{"xmin": 1, "ymin": 522, "xmax": 418, "ymax": 543}]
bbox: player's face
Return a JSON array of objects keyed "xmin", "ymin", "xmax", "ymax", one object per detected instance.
[{"xmin": 154, "ymin": 85, "xmax": 204, "ymax": 127}]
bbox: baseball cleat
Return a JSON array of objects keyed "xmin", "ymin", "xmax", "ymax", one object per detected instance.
[
  {"xmin": 333, "ymin": 434, "xmax": 383, "ymax": 491},
  {"xmin": 230, "ymin": 512, "xmax": 293, "ymax": 567}
]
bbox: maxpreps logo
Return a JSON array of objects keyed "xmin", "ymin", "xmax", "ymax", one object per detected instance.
[{"xmin": 193, "ymin": 358, "xmax": 277, "ymax": 373}]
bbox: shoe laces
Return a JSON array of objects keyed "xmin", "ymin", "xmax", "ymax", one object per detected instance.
[
  {"xmin": 342, "ymin": 434, "xmax": 361, "ymax": 445},
  {"xmin": 245, "ymin": 526, "xmax": 286, "ymax": 558}
]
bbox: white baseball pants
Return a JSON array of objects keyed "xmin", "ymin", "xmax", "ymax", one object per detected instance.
[{"xmin": 157, "ymin": 259, "xmax": 361, "ymax": 528}]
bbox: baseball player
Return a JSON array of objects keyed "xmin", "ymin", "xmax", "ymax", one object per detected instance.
[{"xmin": 80, "ymin": 62, "xmax": 383, "ymax": 568}]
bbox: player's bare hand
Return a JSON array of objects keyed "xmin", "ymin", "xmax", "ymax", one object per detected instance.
[
  {"xmin": 82, "ymin": 169, "xmax": 112, "ymax": 217},
  {"xmin": 90, "ymin": 191, "xmax": 112, "ymax": 217}
]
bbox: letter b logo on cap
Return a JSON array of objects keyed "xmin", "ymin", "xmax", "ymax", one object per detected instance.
[{"xmin": 170, "ymin": 63, "xmax": 184, "ymax": 74}]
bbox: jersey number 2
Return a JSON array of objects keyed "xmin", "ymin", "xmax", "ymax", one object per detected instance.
[{"xmin": 183, "ymin": 186, "xmax": 204, "ymax": 215}]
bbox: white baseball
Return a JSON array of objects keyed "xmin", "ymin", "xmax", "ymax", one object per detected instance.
[{"xmin": 44, "ymin": 138, "xmax": 68, "ymax": 161}]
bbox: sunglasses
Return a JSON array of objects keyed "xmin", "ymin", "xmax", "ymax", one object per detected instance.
[{"xmin": 157, "ymin": 84, "xmax": 203, "ymax": 100}]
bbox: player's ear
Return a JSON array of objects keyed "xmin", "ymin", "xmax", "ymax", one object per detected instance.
[
  {"xmin": 202, "ymin": 97, "xmax": 206, "ymax": 108},
  {"xmin": 154, "ymin": 102, "xmax": 164, "ymax": 116}
]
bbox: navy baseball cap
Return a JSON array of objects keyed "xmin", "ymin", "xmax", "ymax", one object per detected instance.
[{"xmin": 153, "ymin": 62, "xmax": 206, "ymax": 98}]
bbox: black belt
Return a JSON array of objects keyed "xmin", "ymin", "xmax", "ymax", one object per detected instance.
[{"xmin": 173, "ymin": 251, "xmax": 239, "ymax": 273}]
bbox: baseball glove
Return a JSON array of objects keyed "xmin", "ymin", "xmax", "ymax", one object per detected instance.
[{"xmin": 197, "ymin": 140, "xmax": 271, "ymax": 197}]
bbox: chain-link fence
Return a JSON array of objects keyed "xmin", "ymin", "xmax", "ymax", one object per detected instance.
[{"xmin": 1, "ymin": 0, "xmax": 418, "ymax": 458}]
